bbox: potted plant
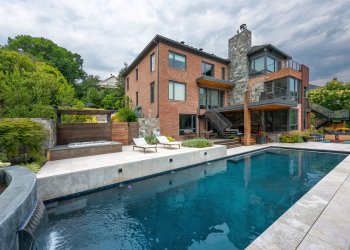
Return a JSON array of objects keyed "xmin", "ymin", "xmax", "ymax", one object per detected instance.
[{"xmin": 256, "ymin": 131, "xmax": 267, "ymax": 144}]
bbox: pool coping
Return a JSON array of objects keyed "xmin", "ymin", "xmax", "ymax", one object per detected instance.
[{"xmin": 242, "ymin": 143, "xmax": 350, "ymax": 250}]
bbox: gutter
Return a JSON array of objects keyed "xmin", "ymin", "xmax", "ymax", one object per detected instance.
[{"xmin": 153, "ymin": 39, "xmax": 160, "ymax": 118}]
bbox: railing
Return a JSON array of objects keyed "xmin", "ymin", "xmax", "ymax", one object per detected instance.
[
  {"xmin": 310, "ymin": 102, "xmax": 349, "ymax": 120},
  {"xmin": 205, "ymin": 108, "xmax": 232, "ymax": 131},
  {"xmin": 248, "ymin": 86, "xmax": 298, "ymax": 103},
  {"xmin": 286, "ymin": 60, "xmax": 301, "ymax": 71}
]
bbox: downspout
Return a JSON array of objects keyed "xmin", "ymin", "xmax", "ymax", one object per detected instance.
[{"xmin": 153, "ymin": 39, "xmax": 160, "ymax": 118}]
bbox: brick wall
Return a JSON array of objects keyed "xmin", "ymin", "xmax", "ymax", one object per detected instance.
[{"xmin": 125, "ymin": 47, "xmax": 158, "ymax": 119}]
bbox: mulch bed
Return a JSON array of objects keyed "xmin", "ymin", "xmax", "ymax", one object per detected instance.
[{"xmin": 0, "ymin": 181, "xmax": 7, "ymax": 195}]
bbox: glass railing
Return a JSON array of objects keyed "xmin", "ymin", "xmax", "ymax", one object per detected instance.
[
  {"xmin": 248, "ymin": 87, "xmax": 297, "ymax": 103},
  {"xmin": 286, "ymin": 60, "xmax": 301, "ymax": 71},
  {"xmin": 310, "ymin": 102, "xmax": 349, "ymax": 120}
]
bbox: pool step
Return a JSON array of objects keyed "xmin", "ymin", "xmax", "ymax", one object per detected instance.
[{"xmin": 214, "ymin": 139, "xmax": 242, "ymax": 149}]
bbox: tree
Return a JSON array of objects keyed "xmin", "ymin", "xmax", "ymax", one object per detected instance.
[
  {"xmin": 5, "ymin": 35, "xmax": 85, "ymax": 84},
  {"xmin": 307, "ymin": 80, "xmax": 350, "ymax": 110},
  {"xmin": 0, "ymin": 49, "xmax": 74, "ymax": 119}
]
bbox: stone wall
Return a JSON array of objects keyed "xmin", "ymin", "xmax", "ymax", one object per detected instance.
[
  {"xmin": 228, "ymin": 28, "xmax": 251, "ymax": 105},
  {"xmin": 30, "ymin": 118, "xmax": 57, "ymax": 149},
  {"xmin": 250, "ymin": 81, "xmax": 265, "ymax": 102},
  {"xmin": 138, "ymin": 118, "xmax": 160, "ymax": 138}
]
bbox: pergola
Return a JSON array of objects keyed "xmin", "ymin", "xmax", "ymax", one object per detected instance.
[{"xmin": 55, "ymin": 109, "xmax": 117, "ymax": 123}]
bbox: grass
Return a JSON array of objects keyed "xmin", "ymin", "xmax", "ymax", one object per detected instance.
[
  {"xmin": 20, "ymin": 162, "xmax": 41, "ymax": 173},
  {"xmin": 181, "ymin": 139, "xmax": 213, "ymax": 148}
]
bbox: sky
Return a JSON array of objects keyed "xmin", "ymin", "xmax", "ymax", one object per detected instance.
[{"xmin": 0, "ymin": 0, "xmax": 349, "ymax": 86}]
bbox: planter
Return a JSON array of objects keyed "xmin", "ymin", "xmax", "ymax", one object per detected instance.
[{"xmin": 257, "ymin": 135, "xmax": 266, "ymax": 144}]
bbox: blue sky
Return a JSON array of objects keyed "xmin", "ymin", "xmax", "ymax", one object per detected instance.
[{"xmin": 0, "ymin": 0, "xmax": 349, "ymax": 85}]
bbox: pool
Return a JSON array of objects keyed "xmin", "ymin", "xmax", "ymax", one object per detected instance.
[{"xmin": 45, "ymin": 148, "xmax": 347, "ymax": 249}]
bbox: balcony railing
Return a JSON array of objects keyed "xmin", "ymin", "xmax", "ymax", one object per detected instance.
[
  {"xmin": 265, "ymin": 60, "xmax": 301, "ymax": 73},
  {"xmin": 248, "ymin": 87, "xmax": 298, "ymax": 103}
]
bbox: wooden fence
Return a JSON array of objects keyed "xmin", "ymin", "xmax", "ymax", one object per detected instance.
[
  {"xmin": 57, "ymin": 122, "xmax": 139, "ymax": 145},
  {"xmin": 111, "ymin": 122, "xmax": 138, "ymax": 145},
  {"xmin": 57, "ymin": 123, "xmax": 112, "ymax": 145}
]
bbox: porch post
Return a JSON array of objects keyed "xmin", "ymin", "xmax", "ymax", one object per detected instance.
[{"xmin": 244, "ymin": 91, "xmax": 251, "ymax": 146}]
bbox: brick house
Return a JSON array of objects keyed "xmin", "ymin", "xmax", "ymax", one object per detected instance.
[{"xmin": 124, "ymin": 25, "xmax": 311, "ymax": 141}]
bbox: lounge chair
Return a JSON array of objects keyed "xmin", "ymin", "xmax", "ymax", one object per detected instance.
[
  {"xmin": 156, "ymin": 136, "xmax": 181, "ymax": 149},
  {"xmin": 309, "ymin": 133, "xmax": 324, "ymax": 142},
  {"xmin": 133, "ymin": 138, "xmax": 157, "ymax": 154}
]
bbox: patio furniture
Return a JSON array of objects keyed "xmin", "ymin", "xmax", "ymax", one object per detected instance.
[
  {"xmin": 260, "ymin": 91, "xmax": 267, "ymax": 101},
  {"xmin": 226, "ymin": 129, "xmax": 242, "ymax": 136},
  {"xmin": 324, "ymin": 129, "xmax": 334, "ymax": 135},
  {"xmin": 309, "ymin": 133, "xmax": 324, "ymax": 142},
  {"xmin": 133, "ymin": 138, "xmax": 157, "ymax": 154},
  {"xmin": 338, "ymin": 135, "xmax": 350, "ymax": 141},
  {"xmin": 200, "ymin": 130, "xmax": 207, "ymax": 138},
  {"xmin": 189, "ymin": 132, "xmax": 198, "ymax": 139},
  {"xmin": 156, "ymin": 136, "xmax": 181, "ymax": 149},
  {"xmin": 345, "ymin": 131, "xmax": 350, "ymax": 135},
  {"xmin": 204, "ymin": 130, "xmax": 213, "ymax": 139},
  {"xmin": 212, "ymin": 133, "xmax": 218, "ymax": 138},
  {"xmin": 324, "ymin": 135, "xmax": 335, "ymax": 141}
]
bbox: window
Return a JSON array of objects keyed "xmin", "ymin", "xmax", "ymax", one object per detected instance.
[
  {"xmin": 265, "ymin": 109, "xmax": 298, "ymax": 132},
  {"xmin": 264, "ymin": 77, "xmax": 299, "ymax": 102},
  {"xmin": 107, "ymin": 82, "xmax": 115, "ymax": 86},
  {"xmin": 202, "ymin": 62, "xmax": 214, "ymax": 77},
  {"xmin": 127, "ymin": 77, "xmax": 129, "ymax": 90},
  {"xmin": 199, "ymin": 87, "xmax": 224, "ymax": 109},
  {"xmin": 249, "ymin": 54, "xmax": 281, "ymax": 79},
  {"xmin": 150, "ymin": 53, "xmax": 155, "ymax": 72},
  {"xmin": 136, "ymin": 68, "xmax": 138, "ymax": 80},
  {"xmin": 289, "ymin": 109, "xmax": 298, "ymax": 131},
  {"xmin": 168, "ymin": 51, "xmax": 186, "ymax": 70},
  {"xmin": 221, "ymin": 67, "xmax": 225, "ymax": 80},
  {"xmin": 179, "ymin": 114, "xmax": 196, "ymax": 135},
  {"xmin": 169, "ymin": 81, "xmax": 186, "ymax": 101},
  {"xmin": 150, "ymin": 82, "xmax": 155, "ymax": 103},
  {"xmin": 136, "ymin": 92, "xmax": 138, "ymax": 106},
  {"xmin": 250, "ymin": 56, "xmax": 265, "ymax": 78},
  {"xmin": 266, "ymin": 56, "xmax": 276, "ymax": 73}
]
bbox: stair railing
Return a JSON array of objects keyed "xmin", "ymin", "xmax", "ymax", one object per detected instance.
[
  {"xmin": 311, "ymin": 102, "xmax": 349, "ymax": 120},
  {"xmin": 205, "ymin": 107, "xmax": 232, "ymax": 131}
]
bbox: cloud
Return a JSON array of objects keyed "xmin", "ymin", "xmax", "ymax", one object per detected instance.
[{"xmin": 0, "ymin": 0, "xmax": 349, "ymax": 85}]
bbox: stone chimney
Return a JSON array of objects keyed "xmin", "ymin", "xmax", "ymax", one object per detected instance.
[{"xmin": 227, "ymin": 25, "xmax": 252, "ymax": 105}]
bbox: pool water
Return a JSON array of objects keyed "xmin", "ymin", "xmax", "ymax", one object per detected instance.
[{"xmin": 45, "ymin": 149, "xmax": 347, "ymax": 249}]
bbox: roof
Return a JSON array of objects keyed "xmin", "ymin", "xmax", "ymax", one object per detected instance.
[
  {"xmin": 123, "ymin": 35, "xmax": 231, "ymax": 77},
  {"xmin": 99, "ymin": 75, "xmax": 117, "ymax": 84},
  {"xmin": 247, "ymin": 44, "xmax": 292, "ymax": 59},
  {"xmin": 55, "ymin": 109, "xmax": 117, "ymax": 115}
]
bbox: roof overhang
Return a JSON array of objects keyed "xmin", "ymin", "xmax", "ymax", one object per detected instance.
[
  {"xmin": 55, "ymin": 109, "xmax": 117, "ymax": 115},
  {"xmin": 217, "ymin": 99, "xmax": 298, "ymax": 113},
  {"xmin": 196, "ymin": 76, "xmax": 235, "ymax": 88},
  {"xmin": 247, "ymin": 44, "xmax": 292, "ymax": 60}
]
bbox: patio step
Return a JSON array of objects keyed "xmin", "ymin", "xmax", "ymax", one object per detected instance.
[{"xmin": 214, "ymin": 139, "xmax": 242, "ymax": 149}]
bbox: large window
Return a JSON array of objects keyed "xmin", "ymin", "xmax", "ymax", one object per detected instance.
[
  {"xmin": 199, "ymin": 87, "xmax": 224, "ymax": 109},
  {"xmin": 150, "ymin": 53, "xmax": 155, "ymax": 72},
  {"xmin": 265, "ymin": 109, "xmax": 298, "ymax": 132},
  {"xmin": 179, "ymin": 114, "xmax": 196, "ymax": 135},
  {"xmin": 249, "ymin": 54, "xmax": 281, "ymax": 79},
  {"xmin": 202, "ymin": 61, "xmax": 214, "ymax": 77},
  {"xmin": 264, "ymin": 77, "xmax": 300, "ymax": 102},
  {"xmin": 168, "ymin": 51, "xmax": 186, "ymax": 70},
  {"xmin": 221, "ymin": 67, "xmax": 225, "ymax": 80},
  {"xmin": 250, "ymin": 56, "xmax": 265, "ymax": 78},
  {"xmin": 169, "ymin": 81, "xmax": 186, "ymax": 101},
  {"xmin": 150, "ymin": 82, "xmax": 155, "ymax": 103}
]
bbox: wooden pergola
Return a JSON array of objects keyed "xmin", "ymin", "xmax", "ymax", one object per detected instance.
[{"xmin": 55, "ymin": 109, "xmax": 117, "ymax": 123}]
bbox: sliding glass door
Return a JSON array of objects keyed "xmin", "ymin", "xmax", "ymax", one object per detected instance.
[{"xmin": 200, "ymin": 87, "xmax": 224, "ymax": 109}]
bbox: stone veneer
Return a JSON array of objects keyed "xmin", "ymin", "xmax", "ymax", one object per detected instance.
[
  {"xmin": 138, "ymin": 118, "xmax": 160, "ymax": 138},
  {"xmin": 31, "ymin": 118, "xmax": 57, "ymax": 149},
  {"xmin": 228, "ymin": 29, "xmax": 251, "ymax": 105}
]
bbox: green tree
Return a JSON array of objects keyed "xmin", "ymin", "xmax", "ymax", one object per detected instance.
[
  {"xmin": 0, "ymin": 49, "xmax": 72, "ymax": 118},
  {"xmin": 5, "ymin": 35, "xmax": 85, "ymax": 84},
  {"xmin": 307, "ymin": 80, "xmax": 350, "ymax": 110}
]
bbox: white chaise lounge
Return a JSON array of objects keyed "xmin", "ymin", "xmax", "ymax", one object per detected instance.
[
  {"xmin": 156, "ymin": 136, "xmax": 181, "ymax": 149},
  {"xmin": 133, "ymin": 138, "xmax": 157, "ymax": 154}
]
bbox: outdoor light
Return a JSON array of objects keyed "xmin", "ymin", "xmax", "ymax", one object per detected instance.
[
  {"xmin": 118, "ymin": 169, "xmax": 122, "ymax": 173},
  {"xmin": 204, "ymin": 152, "xmax": 207, "ymax": 155},
  {"xmin": 169, "ymin": 159, "xmax": 173, "ymax": 163}
]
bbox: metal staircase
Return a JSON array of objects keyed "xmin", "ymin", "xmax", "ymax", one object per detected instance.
[
  {"xmin": 205, "ymin": 108, "xmax": 233, "ymax": 139},
  {"xmin": 310, "ymin": 102, "xmax": 349, "ymax": 129}
]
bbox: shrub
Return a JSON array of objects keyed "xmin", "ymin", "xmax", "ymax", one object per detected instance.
[
  {"xmin": 145, "ymin": 136, "xmax": 157, "ymax": 144},
  {"xmin": 166, "ymin": 136, "xmax": 174, "ymax": 142},
  {"xmin": 0, "ymin": 119, "xmax": 48, "ymax": 161},
  {"xmin": 117, "ymin": 106, "xmax": 138, "ymax": 122},
  {"xmin": 280, "ymin": 134, "xmax": 299, "ymax": 143},
  {"xmin": 181, "ymin": 139, "xmax": 213, "ymax": 148},
  {"xmin": 21, "ymin": 162, "xmax": 41, "ymax": 173}
]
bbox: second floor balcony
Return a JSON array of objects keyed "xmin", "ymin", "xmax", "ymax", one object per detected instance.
[{"xmin": 250, "ymin": 59, "xmax": 301, "ymax": 79}]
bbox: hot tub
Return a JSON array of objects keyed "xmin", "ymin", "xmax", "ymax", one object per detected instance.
[{"xmin": 49, "ymin": 141, "xmax": 122, "ymax": 161}]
